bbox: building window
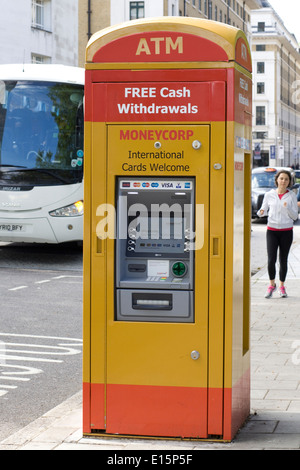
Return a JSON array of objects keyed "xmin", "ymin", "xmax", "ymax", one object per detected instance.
[
  {"xmin": 32, "ymin": 0, "xmax": 44, "ymax": 28},
  {"xmin": 31, "ymin": 54, "xmax": 51, "ymax": 64},
  {"xmin": 208, "ymin": 0, "xmax": 212, "ymax": 19},
  {"xmin": 32, "ymin": 0, "xmax": 51, "ymax": 31},
  {"xmin": 198, "ymin": 0, "xmax": 202, "ymax": 11},
  {"xmin": 257, "ymin": 82, "xmax": 265, "ymax": 94},
  {"xmin": 130, "ymin": 1, "xmax": 145, "ymax": 20},
  {"xmin": 256, "ymin": 45, "xmax": 266, "ymax": 51},
  {"xmin": 215, "ymin": 5, "xmax": 218, "ymax": 21},
  {"xmin": 257, "ymin": 62, "xmax": 265, "ymax": 74},
  {"xmin": 254, "ymin": 131, "xmax": 268, "ymax": 139},
  {"xmin": 256, "ymin": 106, "xmax": 266, "ymax": 125},
  {"xmin": 258, "ymin": 22, "xmax": 265, "ymax": 32}
]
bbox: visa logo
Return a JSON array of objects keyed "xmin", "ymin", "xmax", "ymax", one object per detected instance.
[{"xmin": 161, "ymin": 183, "xmax": 173, "ymax": 188}]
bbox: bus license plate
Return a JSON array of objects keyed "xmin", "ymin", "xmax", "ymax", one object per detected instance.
[{"xmin": 0, "ymin": 224, "xmax": 24, "ymax": 232}]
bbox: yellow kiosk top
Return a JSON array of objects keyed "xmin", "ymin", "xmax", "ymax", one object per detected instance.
[{"xmin": 86, "ymin": 17, "xmax": 252, "ymax": 72}]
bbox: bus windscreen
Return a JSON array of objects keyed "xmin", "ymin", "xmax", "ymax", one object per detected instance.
[{"xmin": 0, "ymin": 80, "xmax": 84, "ymax": 186}]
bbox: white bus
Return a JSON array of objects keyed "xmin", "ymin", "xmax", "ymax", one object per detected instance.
[{"xmin": 0, "ymin": 64, "xmax": 84, "ymax": 244}]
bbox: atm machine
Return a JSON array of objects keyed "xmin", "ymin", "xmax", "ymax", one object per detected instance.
[
  {"xmin": 116, "ymin": 177, "xmax": 195, "ymax": 323},
  {"xmin": 83, "ymin": 16, "xmax": 252, "ymax": 441}
]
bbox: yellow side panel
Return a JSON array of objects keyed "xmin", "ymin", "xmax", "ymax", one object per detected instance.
[
  {"xmin": 208, "ymin": 122, "xmax": 226, "ymax": 389},
  {"xmin": 224, "ymin": 121, "xmax": 251, "ymax": 390},
  {"xmin": 83, "ymin": 121, "xmax": 92, "ymax": 384},
  {"xmin": 224, "ymin": 121, "xmax": 234, "ymax": 390},
  {"xmin": 90, "ymin": 123, "xmax": 107, "ymax": 386}
]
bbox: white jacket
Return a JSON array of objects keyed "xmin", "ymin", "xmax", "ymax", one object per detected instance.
[{"xmin": 257, "ymin": 189, "xmax": 298, "ymax": 230}]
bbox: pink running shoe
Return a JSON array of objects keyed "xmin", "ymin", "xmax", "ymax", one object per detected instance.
[
  {"xmin": 265, "ymin": 284, "xmax": 276, "ymax": 298},
  {"xmin": 278, "ymin": 286, "xmax": 287, "ymax": 298}
]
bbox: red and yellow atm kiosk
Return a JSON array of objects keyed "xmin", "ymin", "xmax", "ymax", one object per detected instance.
[{"xmin": 83, "ymin": 17, "xmax": 252, "ymax": 441}]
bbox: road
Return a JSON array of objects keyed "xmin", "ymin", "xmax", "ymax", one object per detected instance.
[
  {"xmin": 0, "ymin": 219, "xmax": 299, "ymax": 441},
  {"xmin": 0, "ymin": 242, "xmax": 83, "ymax": 441}
]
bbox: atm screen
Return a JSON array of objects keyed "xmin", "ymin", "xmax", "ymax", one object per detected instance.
[
  {"xmin": 127, "ymin": 214, "xmax": 187, "ymax": 255},
  {"xmin": 118, "ymin": 178, "xmax": 194, "ymax": 259}
]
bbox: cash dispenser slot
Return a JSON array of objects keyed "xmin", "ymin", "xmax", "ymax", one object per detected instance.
[
  {"xmin": 132, "ymin": 293, "xmax": 172, "ymax": 310},
  {"xmin": 117, "ymin": 289, "xmax": 193, "ymax": 322}
]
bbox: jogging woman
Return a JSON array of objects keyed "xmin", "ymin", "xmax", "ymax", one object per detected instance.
[{"xmin": 257, "ymin": 170, "xmax": 298, "ymax": 298}]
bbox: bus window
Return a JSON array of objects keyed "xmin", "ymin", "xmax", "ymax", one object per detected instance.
[
  {"xmin": 0, "ymin": 65, "xmax": 84, "ymax": 244},
  {"xmin": 0, "ymin": 80, "xmax": 84, "ymax": 186}
]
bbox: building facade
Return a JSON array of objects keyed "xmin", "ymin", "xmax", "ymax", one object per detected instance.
[
  {"xmin": 251, "ymin": 2, "xmax": 300, "ymax": 168},
  {"xmin": 0, "ymin": 0, "xmax": 78, "ymax": 65},
  {"xmin": 78, "ymin": 0, "xmax": 261, "ymax": 67}
]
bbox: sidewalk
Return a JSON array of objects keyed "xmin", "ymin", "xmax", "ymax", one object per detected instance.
[{"xmin": 1, "ymin": 241, "xmax": 300, "ymax": 450}]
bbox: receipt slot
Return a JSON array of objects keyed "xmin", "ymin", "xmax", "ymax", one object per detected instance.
[{"xmin": 83, "ymin": 18, "xmax": 252, "ymax": 441}]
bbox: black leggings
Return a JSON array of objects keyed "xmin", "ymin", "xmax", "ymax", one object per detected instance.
[{"xmin": 266, "ymin": 229, "xmax": 293, "ymax": 282}]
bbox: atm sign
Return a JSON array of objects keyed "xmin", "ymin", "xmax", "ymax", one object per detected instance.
[
  {"xmin": 92, "ymin": 81, "xmax": 226, "ymax": 123},
  {"xmin": 92, "ymin": 31, "xmax": 228, "ymax": 64}
]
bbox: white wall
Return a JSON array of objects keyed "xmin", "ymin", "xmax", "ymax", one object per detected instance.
[
  {"xmin": 0, "ymin": 0, "xmax": 31, "ymax": 64},
  {"xmin": 52, "ymin": 0, "xmax": 78, "ymax": 65},
  {"xmin": 168, "ymin": 0, "xmax": 179, "ymax": 16},
  {"xmin": 0, "ymin": 0, "xmax": 78, "ymax": 65}
]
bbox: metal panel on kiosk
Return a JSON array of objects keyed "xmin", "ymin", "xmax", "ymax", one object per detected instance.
[{"xmin": 116, "ymin": 177, "xmax": 195, "ymax": 322}]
